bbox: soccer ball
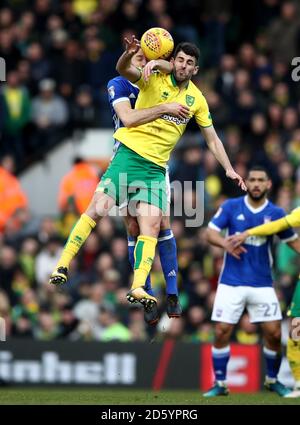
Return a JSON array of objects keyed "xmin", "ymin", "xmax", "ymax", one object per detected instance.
[{"xmin": 140, "ymin": 27, "xmax": 174, "ymax": 61}]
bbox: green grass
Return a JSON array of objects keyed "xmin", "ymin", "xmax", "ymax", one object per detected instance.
[{"xmin": 0, "ymin": 388, "xmax": 299, "ymax": 405}]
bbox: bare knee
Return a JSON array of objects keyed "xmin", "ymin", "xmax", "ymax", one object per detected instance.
[
  {"xmin": 125, "ymin": 217, "xmax": 140, "ymax": 238},
  {"xmin": 86, "ymin": 192, "xmax": 115, "ymax": 221},
  {"xmin": 138, "ymin": 218, "xmax": 161, "ymax": 238},
  {"xmin": 215, "ymin": 323, "xmax": 233, "ymax": 347},
  {"xmin": 264, "ymin": 325, "xmax": 281, "ymax": 347},
  {"xmin": 85, "ymin": 199, "xmax": 98, "ymax": 222}
]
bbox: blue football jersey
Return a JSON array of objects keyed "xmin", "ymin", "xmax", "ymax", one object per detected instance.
[
  {"xmin": 209, "ymin": 196, "xmax": 297, "ymax": 287},
  {"xmin": 107, "ymin": 76, "xmax": 139, "ymax": 131}
]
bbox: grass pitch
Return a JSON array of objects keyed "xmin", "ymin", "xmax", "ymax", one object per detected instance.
[{"xmin": 0, "ymin": 388, "xmax": 299, "ymax": 405}]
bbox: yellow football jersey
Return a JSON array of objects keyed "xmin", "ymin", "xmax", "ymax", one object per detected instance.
[{"xmin": 113, "ymin": 71, "xmax": 212, "ymax": 168}]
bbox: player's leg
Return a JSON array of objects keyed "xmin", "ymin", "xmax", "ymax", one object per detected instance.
[
  {"xmin": 285, "ymin": 280, "xmax": 300, "ymax": 398},
  {"xmin": 127, "ymin": 201, "xmax": 162, "ymax": 304},
  {"xmin": 49, "ymin": 148, "xmax": 124, "ymax": 285},
  {"xmin": 122, "ymin": 211, "xmax": 154, "ymax": 296},
  {"xmin": 260, "ymin": 320, "xmax": 283, "ymax": 382},
  {"xmin": 49, "ymin": 190, "xmax": 115, "ymax": 284},
  {"xmin": 122, "ymin": 210, "xmax": 158, "ymax": 325},
  {"xmin": 203, "ymin": 322, "xmax": 234, "ymax": 397},
  {"xmin": 248, "ymin": 286, "xmax": 291, "ymax": 396},
  {"xmin": 157, "ymin": 168, "xmax": 181, "ymax": 317},
  {"xmin": 204, "ymin": 284, "xmax": 244, "ymax": 397},
  {"xmin": 159, "ymin": 213, "xmax": 182, "ymax": 318}
]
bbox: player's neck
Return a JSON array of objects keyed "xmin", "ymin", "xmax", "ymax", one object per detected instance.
[{"xmin": 246, "ymin": 195, "xmax": 267, "ymax": 209}]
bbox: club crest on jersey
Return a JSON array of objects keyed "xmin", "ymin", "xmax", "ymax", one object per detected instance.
[
  {"xmin": 108, "ymin": 85, "xmax": 115, "ymax": 99},
  {"xmin": 186, "ymin": 95, "xmax": 195, "ymax": 106}
]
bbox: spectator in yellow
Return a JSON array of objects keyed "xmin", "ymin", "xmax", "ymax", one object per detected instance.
[{"xmin": 73, "ymin": 0, "xmax": 98, "ymax": 21}]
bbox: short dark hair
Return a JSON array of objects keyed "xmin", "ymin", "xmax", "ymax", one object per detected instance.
[
  {"xmin": 247, "ymin": 165, "xmax": 270, "ymax": 179},
  {"xmin": 173, "ymin": 42, "xmax": 200, "ymax": 64}
]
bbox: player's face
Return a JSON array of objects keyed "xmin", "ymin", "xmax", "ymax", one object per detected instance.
[
  {"xmin": 131, "ymin": 49, "xmax": 147, "ymax": 69},
  {"xmin": 246, "ymin": 171, "xmax": 272, "ymax": 201},
  {"xmin": 171, "ymin": 51, "xmax": 199, "ymax": 83}
]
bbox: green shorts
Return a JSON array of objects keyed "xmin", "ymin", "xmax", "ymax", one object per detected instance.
[
  {"xmin": 288, "ymin": 280, "xmax": 300, "ymax": 317},
  {"xmin": 96, "ymin": 143, "xmax": 167, "ymax": 213}
]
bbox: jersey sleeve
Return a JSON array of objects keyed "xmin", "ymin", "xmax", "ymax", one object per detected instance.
[
  {"xmin": 285, "ymin": 207, "xmax": 300, "ymax": 228},
  {"xmin": 107, "ymin": 78, "xmax": 131, "ymax": 109},
  {"xmin": 208, "ymin": 200, "xmax": 231, "ymax": 232},
  {"xmin": 194, "ymin": 94, "xmax": 213, "ymax": 128},
  {"xmin": 272, "ymin": 208, "xmax": 298, "ymax": 242}
]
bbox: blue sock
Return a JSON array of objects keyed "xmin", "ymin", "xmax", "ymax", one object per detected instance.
[
  {"xmin": 263, "ymin": 346, "xmax": 281, "ymax": 380},
  {"xmin": 212, "ymin": 346, "xmax": 230, "ymax": 382},
  {"xmin": 158, "ymin": 229, "xmax": 178, "ymax": 296},
  {"xmin": 127, "ymin": 236, "xmax": 153, "ymax": 295}
]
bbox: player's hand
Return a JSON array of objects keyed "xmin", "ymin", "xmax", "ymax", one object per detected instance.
[
  {"xmin": 164, "ymin": 102, "xmax": 190, "ymax": 119},
  {"xmin": 143, "ymin": 60, "xmax": 158, "ymax": 81},
  {"xmin": 124, "ymin": 35, "xmax": 140, "ymax": 55},
  {"xmin": 226, "ymin": 169, "xmax": 247, "ymax": 191},
  {"xmin": 223, "ymin": 238, "xmax": 247, "ymax": 259},
  {"xmin": 227, "ymin": 232, "xmax": 249, "ymax": 248}
]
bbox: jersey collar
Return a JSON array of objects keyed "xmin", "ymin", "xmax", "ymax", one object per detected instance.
[
  {"xmin": 244, "ymin": 195, "xmax": 269, "ymax": 214},
  {"xmin": 170, "ymin": 73, "xmax": 189, "ymax": 89}
]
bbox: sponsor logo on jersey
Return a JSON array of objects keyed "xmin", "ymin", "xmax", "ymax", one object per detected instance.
[{"xmin": 161, "ymin": 114, "xmax": 190, "ymax": 125}]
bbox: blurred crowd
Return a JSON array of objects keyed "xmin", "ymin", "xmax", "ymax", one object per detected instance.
[
  {"xmin": 1, "ymin": 0, "xmax": 300, "ymax": 342},
  {"xmin": 1, "ymin": 0, "xmax": 300, "ymax": 170}
]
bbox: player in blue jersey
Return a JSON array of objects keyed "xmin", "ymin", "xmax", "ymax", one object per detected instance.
[
  {"xmin": 107, "ymin": 48, "xmax": 185, "ymax": 325},
  {"xmin": 204, "ymin": 166, "xmax": 300, "ymax": 397}
]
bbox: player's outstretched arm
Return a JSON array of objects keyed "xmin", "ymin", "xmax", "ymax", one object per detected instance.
[
  {"xmin": 228, "ymin": 208, "xmax": 300, "ymax": 247},
  {"xmin": 228, "ymin": 211, "xmax": 300, "ymax": 253},
  {"xmin": 206, "ymin": 228, "xmax": 247, "ymax": 259},
  {"xmin": 116, "ymin": 35, "xmax": 142, "ymax": 83},
  {"xmin": 142, "ymin": 59, "xmax": 173, "ymax": 81},
  {"xmin": 114, "ymin": 100, "xmax": 190, "ymax": 128},
  {"xmin": 228, "ymin": 214, "xmax": 294, "ymax": 247},
  {"xmin": 201, "ymin": 126, "xmax": 247, "ymax": 191}
]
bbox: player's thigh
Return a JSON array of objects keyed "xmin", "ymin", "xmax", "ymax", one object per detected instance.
[
  {"xmin": 136, "ymin": 202, "xmax": 162, "ymax": 237},
  {"xmin": 122, "ymin": 210, "xmax": 140, "ymax": 237},
  {"xmin": 247, "ymin": 287, "xmax": 282, "ymax": 323},
  {"xmin": 211, "ymin": 284, "xmax": 246, "ymax": 324},
  {"xmin": 165, "ymin": 166, "xmax": 171, "ymax": 205},
  {"xmin": 159, "ymin": 171, "xmax": 171, "ymax": 229},
  {"xmin": 86, "ymin": 190, "xmax": 115, "ymax": 219}
]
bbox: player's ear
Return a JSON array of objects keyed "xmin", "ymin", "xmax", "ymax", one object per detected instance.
[
  {"xmin": 193, "ymin": 65, "xmax": 199, "ymax": 75},
  {"xmin": 267, "ymin": 180, "xmax": 272, "ymax": 190}
]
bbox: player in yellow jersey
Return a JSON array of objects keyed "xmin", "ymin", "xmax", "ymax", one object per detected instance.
[
  {"xmin": 228, "ymin": 208, "xmax": 300, "ymax": 398},
  {"xmin": 49, "ymin": 36, "xmax": 246, "ymax": 317}
]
